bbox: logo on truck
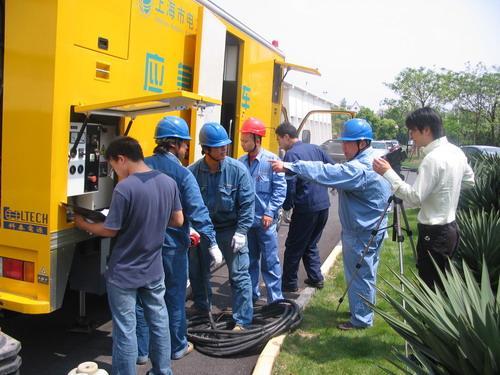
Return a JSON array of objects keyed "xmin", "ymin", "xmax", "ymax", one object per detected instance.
[
  {"xmin": 138, "ymin": 0, "xmax": 195, "ymax": 32},
  {"xmin": 138, "ymin": 0, "xmax": 153, "ymax": 15},
  {"xmin": 144, "ymin": 52, "xmax": 165, "ymax": 93},
  {"xmin": 2, "ymin": 207, "xmax": 48, "ymax": 235}
]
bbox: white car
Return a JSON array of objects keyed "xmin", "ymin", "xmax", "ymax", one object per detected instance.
[{"xmin": 371, "ymin": 140, "xmax": 392, "ymax": 158}]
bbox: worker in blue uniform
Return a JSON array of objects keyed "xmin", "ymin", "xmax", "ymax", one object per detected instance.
[
  {"xmin": 135, "ymin": 116, "xmax": 223, "ymax": 363},
  {"xmin": 275, "ymin": 122, "xmax": 334, "ymax": 292},
  {"xmin": 189, "ymin": 122, "xmax": 255, "ymax": 329},
  {"xmin": 271, "ymin": 119, "xmax": 391, "ymax": 330},
  {"xmin": 239, "ymin": 118, "xmax": 287, "ymax": 304}
]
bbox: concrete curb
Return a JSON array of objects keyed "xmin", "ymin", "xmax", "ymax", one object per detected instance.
[{"xmin": 252, "ymin": 243, "xmax": 343, "ymax": 375}]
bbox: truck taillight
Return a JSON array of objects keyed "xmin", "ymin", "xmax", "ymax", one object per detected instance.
[
  {"xmin": 1, "ymin": 258, "xmax": 35, "ymax": 282},
  {"xmin": 24, "ymin": 261, "xmax": 35, "ymax": 283}
]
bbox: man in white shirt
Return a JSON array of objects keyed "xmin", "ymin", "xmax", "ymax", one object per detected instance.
[{"xmin": 373, "ymin": 107, "xmax": 475, "ymax": 288}]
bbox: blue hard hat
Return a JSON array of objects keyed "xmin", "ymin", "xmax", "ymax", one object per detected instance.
[
  {"xmin": 337, "ymin": 118, "xmax": 373, "ymax": 141},
  {"xmin": 199, "ymin": 122, "xmax": 232, "ymax": 147},
  {"xmin": 154, "ymin": 116, "xmax": 191, "ymax": 140}
]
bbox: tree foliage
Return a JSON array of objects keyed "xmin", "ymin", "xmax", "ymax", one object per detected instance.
[
  {"xmin": 355, "ymin": 107, "xmax": 398, "ymax": 140},
  {"xmin": 379, "ymin": 63, "xmax": 500, "ymax": 146},
  {"xmin": 450, "ymin": 63, "xmax": 500, "ymax": 144},
  {"xmin": 384, "ymin": 67, "xmax": 447, "ymax": 109}
]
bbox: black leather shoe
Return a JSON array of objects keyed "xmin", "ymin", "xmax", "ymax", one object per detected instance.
[
  {"xmin": 337, "ymin": 321, "xmax": 366, "ymax": 331},
  {"xmin": 304, "ymin": 278, "xmax": 324, "ymax": 289}
]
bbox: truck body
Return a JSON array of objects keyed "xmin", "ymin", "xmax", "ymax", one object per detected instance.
[{"xmin": 0, "ymin": 0, "xmax": 318, "ymax": 314}]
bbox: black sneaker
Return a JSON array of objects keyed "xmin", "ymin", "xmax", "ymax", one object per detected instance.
[
  {"xmin": 282, "ymin": 285, "xmax": 298, "ymax": 293},
  {"xmin": 304, "ymin": 278, "xmax": 324, "ymax": 289}
]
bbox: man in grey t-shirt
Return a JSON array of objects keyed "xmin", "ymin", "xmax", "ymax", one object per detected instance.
[{"xmin": 75, "ymin": 136, "xmax": 183, "ymax": 375}]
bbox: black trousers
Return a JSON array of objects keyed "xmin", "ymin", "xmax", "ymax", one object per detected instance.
[
  {"xmin": 282, "ymin": 208, "xmax": 329, "ymax": 288},
  {"xmin": 416, "ymin": 221, "xmax": 459, "ymax": 289}
]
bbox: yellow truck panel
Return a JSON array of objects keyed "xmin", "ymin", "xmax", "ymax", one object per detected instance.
[{"xmin": 0, "ymin": 0, "xmax": 314, "ymax": 314}]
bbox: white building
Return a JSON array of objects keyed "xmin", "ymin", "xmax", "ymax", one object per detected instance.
[{"xmin": 282, "ymin": 81, "xmax": 335, "ymax": 145}]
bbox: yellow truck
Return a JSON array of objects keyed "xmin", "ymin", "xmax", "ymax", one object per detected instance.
[{"xmin": 0, "ymin": 0, "xmax": 320, "ymax": 317}]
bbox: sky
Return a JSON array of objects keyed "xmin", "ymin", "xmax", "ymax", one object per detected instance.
[{"xmin": 210, "ymin": 0, "xmax": 500, "ymax": 110}]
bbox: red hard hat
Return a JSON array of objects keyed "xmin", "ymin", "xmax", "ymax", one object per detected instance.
[{"xmin": 241, "ymin": 117, "xmax": 266, "ymax": 137}]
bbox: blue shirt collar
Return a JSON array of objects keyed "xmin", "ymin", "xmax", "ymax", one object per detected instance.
[
  {"xmin": 242, "ymin": 149, "xmax": 264, "ymax": 165},
  {"xmin": 199, "ymin": 156, "xmax": 227, "ymax": 172}
]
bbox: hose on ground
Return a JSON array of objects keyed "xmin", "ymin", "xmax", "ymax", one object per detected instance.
[{"xmin": 187, "ymin": 298, "xmax": 302, "ymax": 357}]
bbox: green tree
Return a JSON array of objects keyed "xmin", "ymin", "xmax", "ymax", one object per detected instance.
[
  {"xmin": 376, "ymin": 118, "xmax": 398, "ymax": 139},
  {"xmin": 355, "ymin": 107, "xmax": 397, "ymax": 139},
  {"xmin": 356, "ymin": 107, "xmax": 379, "ymax": 126},
  {"xmin": 339, "ymin": 97, "xmax": 347, "ymax": 110},
  {"xmin": 385, "ymin": 67, "xmax": 447, "ymax": 109},
  {"xmin": 451, "ymin": 63, "xmax": 500, "ymax": 145}
]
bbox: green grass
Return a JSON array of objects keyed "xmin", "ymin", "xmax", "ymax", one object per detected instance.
[
  {"xmin": 273, "ymin": 209, "xmax": 419, "ymax": 375},
  {"xmin": 402, "ymin": 157, "xmax": 422, "ymax": 170}
]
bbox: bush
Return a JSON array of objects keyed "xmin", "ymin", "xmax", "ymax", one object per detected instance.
[
  {"xmin": 455, "ymin": 153, "xmax": 500, "ymax": 292},
  {"xmin": 458, "ymin": 154, "xmax": 500, "ymax": 212},
  {"xmin": 372, "ymin": 261, "xmax": 500, "ymax": 374},
  {"xmin": 455, "ymin": 209, "xmax": 500, "ymax": 292}
]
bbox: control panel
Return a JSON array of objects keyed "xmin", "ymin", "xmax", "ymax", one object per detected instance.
[{"xmin": 67, "ymin": 122, "xmax": 115, "ymax": 210}]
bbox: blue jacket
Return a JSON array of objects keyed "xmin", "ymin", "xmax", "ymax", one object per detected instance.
[
  {"xmin": 284, "ymin": 147, "xmax": 391, "ymax": 233},
  {"xmin": 239, "ymin": 148, "xmax": 287, "ymax": 226},
  {"xmin": 145, "ymin": 153, "xmax": 217, "ymax": 249},
  {"xmin": 283, "ymin": 141, "xmax": 333, "ymax": 213},
  {"xmin": 189, "ymin": 157, "xmax": 255, "ymax": 234}
]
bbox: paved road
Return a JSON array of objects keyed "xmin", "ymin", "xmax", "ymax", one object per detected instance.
[{"xmin": 0, "ymin": 194, "xmax": 341, "ymax": 375}]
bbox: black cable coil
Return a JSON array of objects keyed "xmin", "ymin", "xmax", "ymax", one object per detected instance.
[{"xmin": 187, "ymin": 298, "xmax": 303, "ymax": 357}]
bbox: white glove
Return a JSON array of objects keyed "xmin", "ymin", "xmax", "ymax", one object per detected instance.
[
  {"xmin": 208, "ymin": 244, "xmax": 223, "ymax": 266},
  {"xmin": 231, "ymin": 232, "xmax": 246, "ymax": 253},
  {"xmin": 283, "ymin": 209, "xmax": 293, "ymax": 224}
]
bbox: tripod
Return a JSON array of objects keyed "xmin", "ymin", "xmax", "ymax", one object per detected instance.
[{"xmin": 335, "ymin": 195, "xmax": 417, "ymax": 329}]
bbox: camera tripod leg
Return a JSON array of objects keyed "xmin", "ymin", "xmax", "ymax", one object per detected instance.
[
  {"xmin": 392, "ymin": 198, "xmax": 417, "ymax": 357},
  {"xmin": 335, "ymin": 197, "xmax": 393, "ymax": 314},
  {"xmin": 399, "ymin": 201, "xmax": 417, "ymax": 260}
]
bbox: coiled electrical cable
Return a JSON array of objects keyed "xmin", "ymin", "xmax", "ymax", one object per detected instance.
[{"xmin": 187, "ymin": 299, "xmax": 302, "ymax": 357}]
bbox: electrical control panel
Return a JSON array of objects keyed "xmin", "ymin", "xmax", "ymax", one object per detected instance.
[{"xmin": 67, "ymin": 122, "xmax": 115, "ymax": 210}]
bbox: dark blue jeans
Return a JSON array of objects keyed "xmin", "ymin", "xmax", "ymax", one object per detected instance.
[
  {"xmin": 189, "ymin": 228, "xmax": 253, "ymax": 325},
  {"xmin": 107, "ymin": 278, "xmax": 171, "ymax": 375},
  {"xmin": 136, "ymin": 246, "xmax": 189, "ymax": 360},
  {"xmin": 282, "ymin": 208, "xmax": 329, "ymax": 289}
]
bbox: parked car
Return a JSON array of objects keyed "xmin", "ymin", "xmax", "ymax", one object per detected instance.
[
  {"xmin": 371, "ymin": 140, "xmax": 392, "ymax": 158},
  {"xmin": 320, "ymin": 139, "xmax": 346, "ymax": 163},
  {"xmin": 387, "ymin": 139, "xmax": 400, "ymax": 148},
  {"xmin": 461, "ymin": 145, "xmax": 500, "ymax": 158}
]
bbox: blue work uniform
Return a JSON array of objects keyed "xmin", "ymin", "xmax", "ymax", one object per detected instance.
[
  {"xmin": 284, "ymin": 147, "xmax": 391, "ymax": 327},
  {"xmin": 188, "ymin": 157, "xmax": 255, "ymax": 325},
  {"xmin": 136, "ymin": 152, "xmax": 217, "ymax": 360},
  {"xmin": 282, "ymin": 141, "xmax": 333, "ymax": 289},
  {"xmin": 239, "ymin": 149, "xmax": 287, "ymax": 303}
]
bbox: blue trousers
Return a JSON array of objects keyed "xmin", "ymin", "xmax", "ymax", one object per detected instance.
[
  {"xmin": 107, "ymin": 278, "xmax": 172, "ymax": 375},
  {"xmin": 189, "ymin": 228, "xmax": 253, "ymax": 325},
  {"xmin": 247, "ymin": 223, "xmax": 283, "ymax": 303},
  {"xmin": 282, "ymin": 209, "xmax": 329, "ymax": 289},
  {"xmin": 342, "ymin": 229, "xmax": 385, "ymax": 327},
  {"xmin": 136, "ymin": 246, "xmax": 189, "ymax": 360}
]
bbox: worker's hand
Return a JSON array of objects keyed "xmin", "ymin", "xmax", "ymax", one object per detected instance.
[
  {"xmin": 189, "ymin": 227, "xmax": 201, "ymax": 248},
  {"xmin": 269, "ymin": 160, "xmax": 286, "ymax": 173},
  {"xmin": 74, "ymin": 214, "xmax": 85, "ymax": 228},
  {"xmin": 261, "ymin": 215, "xmax": 273, "ymax": 229},
  {"xmin": 74, "ymin": 214, "xmax": 93, "ymax": 235},
  {"xmin": 208, "ymin": 244, "xmax": 223, "ymax": 266},
  {"xmin": 283, "ymin": 209, "xmax": 292, "ymax": 224},
  {"xmin": 231, "ymin": 232, "xmax": 247, "ymax": 253},
  {"xmin": 372, "ymin": 158, "xmax": 392, "ymax": 176}
]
